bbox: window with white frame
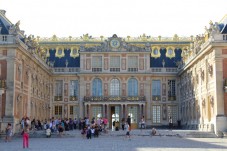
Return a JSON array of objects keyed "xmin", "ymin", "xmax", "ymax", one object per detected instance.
[
  {"xmin": 152, "ymin": 105, "xmax": 161, "ymax": 123},
  {"xmin": 168, "ymin": 105, "xmax": 178, "ymax": 123},
  {"xmin": 55, "ymin": 80, "xmax": 63, "ymax": 97},
  {"xmin": 168, "ymin": 80, "xmax": 176, "ymax": 100},
  {"xmin": 92, "ymin": 56, "xmax": 102, "ymax": 72},
  {"xmin": 54, "ymin": 105, "xmax": 62, "ymax": 116},
  {"xmin": 152, "ymin": 80, "xmax": 161, "ymax": 100},
  {"xmin": 128, "ymin": 56, "xmax": 138, "ymax": 72},
  {"xmin": 110, "ymin": 78, "xmax": 120, "ymax": 96},
  {"xmin": 128, "ymin": 78, "xmax": 138, "ymax": 96},
  {"xmin": 70, "ymin": 80, "xmax": 78, "ymax": 100},
  {"xmin": 128, "ymin": 106, "xmax": 138, "ymax": 123},
  {"xmin": 92, "ymin": 78, "xmax": 102, "ymax": 96},
  {"xmin": 92, "ymin": 106, "xmax": 102, "ymax": 119},
  {"xmin": 110, "ymin": 56, "xmax": 120, "ymax": 72}
]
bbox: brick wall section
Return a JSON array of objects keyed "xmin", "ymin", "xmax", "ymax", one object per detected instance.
[
  {"xmin": 222, "ymin": 49, "xmax": 227, "ymax": 54},
  {"xmin": 223, "ymin": 58, "xmax": 227, "ymax": 115},
  {"xmin": 0, "ymin": 60, "xmax": 7, "ymax": 79}
]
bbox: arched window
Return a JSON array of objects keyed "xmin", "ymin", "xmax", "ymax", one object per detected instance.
[
  {"xmin": 128, "ymin": 78, "xmax": 138, "ymax": 96},
  {"xmin": 92, "ymin": 78, "xmax": 102, "ymax": 96},
  {"xmin": 110, "ymin": 79, "xmax": 120, "ymax": 96}
]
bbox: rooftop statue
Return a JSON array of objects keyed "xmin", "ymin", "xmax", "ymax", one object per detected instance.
[
  {"xmin": 24, "ymin": 35, "xmax": 39, "ymax": 53},
  {"xmin": 9, "ymin": 20, "xmax": 20, "ymax": 35}
]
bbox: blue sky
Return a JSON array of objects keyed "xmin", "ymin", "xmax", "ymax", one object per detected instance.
[{"xmin": 1, "ymin": 0, "xmax": 227, "ymax": 38}]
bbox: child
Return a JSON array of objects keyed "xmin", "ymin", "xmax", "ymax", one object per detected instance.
[
  {"xmin": 5, "ymin": 123, "xmax": 12, "ymax": 142},
  {"xmin": 125, "ymin": 122, "xmax": 131, "ymax": 140},
  {"xmin": 86, "ymin": 126, "xmax": 91, "ymax": 139}
]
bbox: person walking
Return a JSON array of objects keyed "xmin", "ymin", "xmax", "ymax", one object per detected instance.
[
  {"xmin": 125, "ymin": 122, "xmax": 131, "ymax": 140},
  {"xmin": 121, "ymin": 118, "xmax": 125, "ymax": 130},
  {"xmin": 127, "ymin": 115, "xmax": 131, "ymax": 127},
  {"xmin": 22, "ymin": 125, "xmax": 29, "ymax": 149},
  {"xmin": 140, "ymin": 116, "xmax": 145, "ymax": 129},
  {"xmin": 5, "ymin": 123, "xmax": 12, "ymax": 142},
  {"xmin": 169, "ymin": 116, "xmax": 173, "ymax": 130}
]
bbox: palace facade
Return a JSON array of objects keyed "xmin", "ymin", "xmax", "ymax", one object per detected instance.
[{"xmin": 0, "ymin": 10, "xmax": 227, "ymax": 134}]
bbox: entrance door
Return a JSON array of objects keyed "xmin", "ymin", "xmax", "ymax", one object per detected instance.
[{"xmin": 111, "ymin": 106, "xmax": 120, "ymax": 130}]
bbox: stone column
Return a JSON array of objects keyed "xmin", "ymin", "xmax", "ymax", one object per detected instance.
[
  {"xmin": 102, "ymin": 104, "xmax": 105, "ymax": 118},
  {"xmin": 4, "ymin": 56, "xmax": 16, "ymax": 119},
  {"xmin": 121, "ymin": 104, "xmax": 124, "ymax": 120},
  {"xmin": 214, "ymin": 49, "xmax": 227, "ymax": 133},
  {"xmin": 79, "ymin": 77, "xmax": 85, "ymax": 118},
  {"xmin": 84, "ymin": 104, "xmax": 87, "ymax": 118},
  {"xmin": 125, "ymin": 104, "xmax": 128, "ymax": 117},
  {"xmin": 27, "ymin": 71, "xmax": 32, "ymax": 118},
  {"xmin": 0, "ymin": 90, "xmax": 3, "ymax": 119},
  {"xmin": 88, "ymin": 104, "xmax": 91, "ymax": 119}
]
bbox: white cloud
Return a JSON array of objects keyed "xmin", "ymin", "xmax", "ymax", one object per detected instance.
[{"xmin": 1, "ymin": 0, "xmax": 227, "ymax": 37}]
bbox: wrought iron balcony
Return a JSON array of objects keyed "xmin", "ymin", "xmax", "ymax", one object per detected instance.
[
  {"xmin": 70, "ymin": 96, "xmax": 78, "ymax": 101},
  {"xmin": 84, "ymin": 96, "xmax": 146, "ymax": 102},
  {"xmin": 0, "ymin": 80, "xmax": 6, "ymax": 89},
  {"xmin": 54, "ymin": 96, "xmax": 63, "ymax": 101}
]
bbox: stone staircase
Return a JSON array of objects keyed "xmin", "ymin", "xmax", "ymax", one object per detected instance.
[{"xmin": 11, "ymin": 129, "xmax": 218, "ymax": 138}]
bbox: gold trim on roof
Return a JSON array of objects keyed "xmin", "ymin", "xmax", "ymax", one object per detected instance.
[
  {"xmin": 70, "ymin": 47, "xmax": 79, "ymax": 58},
  {"xmin": 166, "ymin": 46, "xmax": 175, "ymax": 59},
  {"xmin": 55, "ymin": 47, "xmax": 65, "ymax": 58},
  {"xmin": 151, "ymin": 46, "xmax": 161, "ymax": 58}
]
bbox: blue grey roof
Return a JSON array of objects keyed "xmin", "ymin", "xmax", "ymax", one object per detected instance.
[
  {"xmin": 0, "ymin": 19, "xmax": 9, "ymax": 34},
  {"xmin": 221, "ymin": 24, "xmax": 227, "ymax": 34}
]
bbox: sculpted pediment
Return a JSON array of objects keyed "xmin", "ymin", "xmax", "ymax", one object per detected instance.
[{"xmin": 80, "ymin": 34, "xmax": 150, "ymax": 52}]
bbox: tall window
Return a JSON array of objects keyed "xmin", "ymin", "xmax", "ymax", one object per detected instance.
[
  {"xmin": 110, "ymin": 56, "xmax": 120, "ymax": 72},
  {"xmin": 110, "ymin": 79, "xmax": 120, "ymax": 96},
  {"xmin": 92, "ymin": 106, "xmax": 102, "ymax": 119},
  {"xmin": 69, "ymin": 106, "xmax": 74, "ymax": 115},
  {"xmin": 128, "ymin": 56, "xmax": 138, "ymax": 72},
  {"xmin": 92, "ymin": 78, "xmax": 102, "ymax": 96},
  {"xmin": 128, "ymin": 78, "xmax": 138, "ymax": 96},
  {"xmin": 168, "ymin": 80, "xmax": 176, "ymax": 100},
  {"xmin": 70, "ymin": 80, "xmax": 78, "ymax": 101},
  {"xmin": 128, "ymin": 106, "xmax": 138, "ymax": 123},
  {"xmin": 168, "ymin": 105, "xmax": 178, "ymax": 123},
  {"xmin": 55, "ymin": 80, "xmax": 63, "ymax": 101},
  {"xmin": 54, "ymin": 106, "xmax": 62, "ymax": 117},
  {"xmin": 152, "ymin": 80, "xmax": 161, "ymax": 101},
  {"xmin": 92, "ymin": 56, "xmax": 102, "ymax": 72},
  {"xmin": 152, "ymin": 106, "xmax": 161, "ymax": 123}
]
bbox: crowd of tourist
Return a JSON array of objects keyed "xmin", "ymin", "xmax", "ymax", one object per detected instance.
[{"xmin": 19, "ymin": 116, "xmax": 110, "ymax": 139}]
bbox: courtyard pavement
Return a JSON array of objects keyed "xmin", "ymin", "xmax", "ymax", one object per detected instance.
[{"xmin": 0, "ymin": 129, "xmax": 227, "ymax": 151}]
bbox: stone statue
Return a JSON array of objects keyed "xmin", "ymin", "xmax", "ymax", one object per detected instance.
[
  {"xmin": 9, "ymin": 20, "xmax": 21, "ymax": 34},
  {"xmin": 24, "ymin": 35, "xmax": 39, "ymax": 53}
]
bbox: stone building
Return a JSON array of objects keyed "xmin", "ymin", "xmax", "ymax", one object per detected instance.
[{"xmin": 0, "ymin": 10, "xmax": 227, "ymax": 134}]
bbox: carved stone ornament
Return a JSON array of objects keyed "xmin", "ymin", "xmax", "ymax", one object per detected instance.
[
  {"xmin": 200, "ymin": 69, "xmax": 204, "ymax": 81},
  {"xmin": 208, "ymin": 64, "xmax": 213, "ymax": 76},
  {"xmin": 202, "ymin": 99, "xmax": 206, "ymax": 107},
  {"xmin": 210, "ymin": 96, "xmax": 214, "ymax": 107}
]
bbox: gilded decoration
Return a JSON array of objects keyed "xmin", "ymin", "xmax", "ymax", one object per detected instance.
[
  {"xmin": 70, "ymin": 47, "xmax": 79, "ymax": 58},
  {"xmin": 165, "ymin": 47, "xmax": 175, "ymax": 59},
  {"xmin": 55, "ymin": 47, "xmax": 65, "ymax": 58},
  {"xmin": 151, "ymin": 47, "xmax": 161, "ymax": 58}
]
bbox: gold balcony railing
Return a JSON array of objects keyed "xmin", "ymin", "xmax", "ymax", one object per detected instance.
[
  {"xmin": 54, "ymin": 96, "xmax": 63, "ymax": 101},
  {"xmin": 84, "ymin": 96, "xmax": 145, "ymax": 102},
  {"xmin": 70, "ymin": 96, "xmax": 78, "ymax": 101},
  {"xmin": 0, "ymin": 80, "xmax": 6, "ymax": 88}
]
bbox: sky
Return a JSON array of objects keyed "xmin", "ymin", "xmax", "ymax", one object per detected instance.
[{"xmin": 0, "ymin": 0, "xmax": 227, "ymax": 38}]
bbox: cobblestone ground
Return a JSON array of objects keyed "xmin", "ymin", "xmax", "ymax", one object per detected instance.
[{"xmin": 1, "ymin": 130, "xmax": 227, "ymax": 151}]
